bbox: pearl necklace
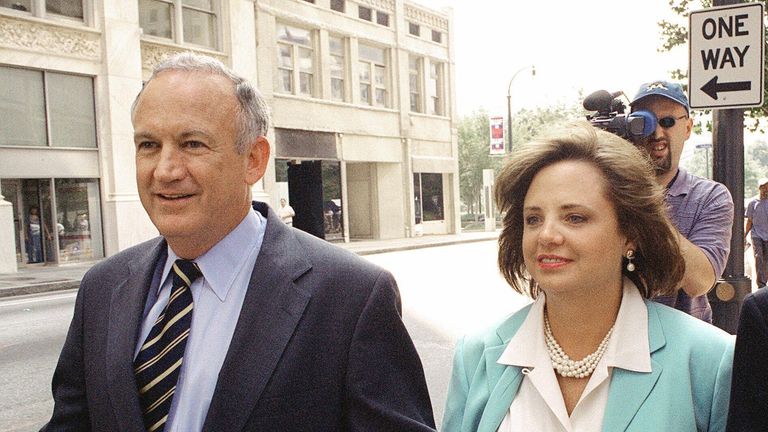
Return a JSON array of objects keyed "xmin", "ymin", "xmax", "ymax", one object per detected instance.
[{"xmin": 544, "ymin": 314, "xmax": 614, "ymax": 379}]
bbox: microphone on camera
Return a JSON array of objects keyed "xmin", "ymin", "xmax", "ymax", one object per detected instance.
[{"xmin": 583, "ymin": 90, "xmax": 624, "ymax": 112}]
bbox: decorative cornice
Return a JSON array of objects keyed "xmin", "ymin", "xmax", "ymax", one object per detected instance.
[
  {"xmin": 140, "ymin": 40, "xmax": 226, "ymax": 71},
  {"xmin": 404, "ymin": 4, "xmax": 448, "ymax": 31},
  {"xmin": 356, "ymin": 0, "xmax": 395, "ymax": 13},
  {"xmin": 0, "ymin": 15, "xmax": 100, "ymax": 60}
]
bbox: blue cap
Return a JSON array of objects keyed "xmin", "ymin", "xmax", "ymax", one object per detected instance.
[{"xmin": 630, "ymin": 80, "xmax": 690, "ymax": 113}]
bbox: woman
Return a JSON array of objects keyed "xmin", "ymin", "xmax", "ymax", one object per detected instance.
[{"xmin": 443, "ymin": 122, "xmax": 733, "ymax": 431}]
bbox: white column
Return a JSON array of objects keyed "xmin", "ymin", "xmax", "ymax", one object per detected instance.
[{"xmin": 0, "ymin": 194, "xmax": 18, "ymax": 273}]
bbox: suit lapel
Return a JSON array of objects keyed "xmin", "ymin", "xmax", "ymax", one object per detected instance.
[
  {"xmin": 476, "ymin": 346, "xmax": 524, "ymax": 432},
  {"xmin": 203, "ymin": 204, "xmax": 312, "ymax": 432},
  {"xmin": 601, "ymin": 303, "xmax": 666, "ymax": 432},
  {"xmin": 106, "ymin": 238, "xmax": 166, "ymax": 432}
]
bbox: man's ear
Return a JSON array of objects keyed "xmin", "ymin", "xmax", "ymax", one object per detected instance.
[{"xmin": 245, "ymin": 136, "xmax": 271, "ymax": 185}]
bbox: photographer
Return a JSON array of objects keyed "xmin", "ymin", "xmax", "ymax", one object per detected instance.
[{"xmin": 629, "ymin": 80, "xmax": 734, "ymax": 323}]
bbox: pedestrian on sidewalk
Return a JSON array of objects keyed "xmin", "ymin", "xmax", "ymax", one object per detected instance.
[
  {"xmin": 278, "ymin": 197, "xmax": 295, "ymax": 226},
  {"xmin": 745, "ymin": 178, "xmax": 768, "ymax": 288},
  {"xmin": 443, "ymin": 122, "xmax": 733, "ymax": 432},
  {"xmin": 42, "ymin": 52, "xmax": 435, "ymax": 432}
]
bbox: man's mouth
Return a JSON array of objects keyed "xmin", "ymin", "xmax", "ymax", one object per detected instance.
[{"xmin": 158, "ymin": 193, "xmax": 194, "ymax": 200}]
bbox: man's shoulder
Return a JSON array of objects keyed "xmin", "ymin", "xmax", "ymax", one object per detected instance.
[{"xmin": 85, "ymin": 237, "xmax": 164, "ymax": 279}]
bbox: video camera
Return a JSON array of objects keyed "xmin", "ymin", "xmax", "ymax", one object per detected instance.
[{"xmin": 583, "ymin": 90, "xmax": 657, "ymax": 143}]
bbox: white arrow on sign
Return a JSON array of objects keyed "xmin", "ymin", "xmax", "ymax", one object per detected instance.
[{"xmin": 688, "ymin": 3, "xmax": 765, "ymax": 109}]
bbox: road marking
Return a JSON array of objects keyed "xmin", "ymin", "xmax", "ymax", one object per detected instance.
[{"xmin": 0, "ymin": 290, "xmax": 77, "ymax": 308}]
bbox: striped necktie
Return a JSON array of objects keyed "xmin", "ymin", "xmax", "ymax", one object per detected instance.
[{"xmin": 134, "ymin": 259, "xmax": 202, "ymax": 432}]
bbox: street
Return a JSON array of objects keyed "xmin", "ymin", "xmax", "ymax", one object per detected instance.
[{"xmin": 0, "ymin": 240, "xmax": 528, "ymax": 431}]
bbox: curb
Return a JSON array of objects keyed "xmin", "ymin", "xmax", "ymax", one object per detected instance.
[
  {"xmin": 353, "ymin": 235, "xmax": 497, "ymax": 256},
  {"xmin": 0, "ymin": 280, "xmax": 81, "ymax": 299}
]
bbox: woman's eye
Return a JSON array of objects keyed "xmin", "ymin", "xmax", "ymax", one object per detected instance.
[
  {"xmin": 566, "ymin": 214, "xmax": 586, "ymax": 224},
  {"xmin": 524, "ymin": 215, "xmax": 540, "ymax": 225}
]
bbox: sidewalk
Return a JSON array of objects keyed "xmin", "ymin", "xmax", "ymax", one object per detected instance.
[{"xmin": 0, "ymin": 230, "xmax": 499, "ymax": 298}]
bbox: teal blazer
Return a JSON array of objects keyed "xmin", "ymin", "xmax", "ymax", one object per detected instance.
[{"xmin": 443, "ymin": 301, "xmax": 734, "ymax": 432}]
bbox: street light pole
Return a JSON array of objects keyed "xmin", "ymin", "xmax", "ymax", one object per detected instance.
[{"xmin": 506, "ymin": 65, "xmax": 535, "ymax": 152}]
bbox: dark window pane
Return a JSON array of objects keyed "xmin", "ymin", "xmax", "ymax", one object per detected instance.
[
  {"xmin": 139, "ymin": 0, "xmax": 173, "ymax": 39},
  {"xmin": 413, "ymin": 173, "xmax": 422, "ymax": 224},
  {"xmin": 376, "ymin": 11, "xmax": 389, "ymax": 27},
  {"xmin": 1, "ymin": 0, "xmax": 31, "ymax": 12},
  {"xmin": 330, "ymin": 0, "xmax": 344, "ymax": 12},
  {"xmin": 358, "ymin": 5, "xmax": 371, "ymax": 21},
  {"xmin": 432, "ymin": 30, "xmax": 442, "ymax": 43},
  {"xmin": 421, "ymin": 173, "xmax": 443, "ymax": 221},
  {"xmin": 408, "ymin": 22, "xmax": 420, "ymax": 36},
  {"xmin": 46, "ymin": 0, "xmax": 83, "ymax": 19}
]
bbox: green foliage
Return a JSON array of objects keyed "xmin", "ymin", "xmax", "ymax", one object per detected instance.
[
  {"xmin": 658, "ymin": 0, "xmax": 768, "ymax": 132},
  {"xmin": 457, "ymin": 103, "xmax": 582, "ymax": 214}
]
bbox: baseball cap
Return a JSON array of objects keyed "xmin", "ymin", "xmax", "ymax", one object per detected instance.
[
  {"xmin": 759, "ymin": 178, "xmax": 768, "ymax": 187},
  {"xmin": 630, "ymin": 80, "xmax": 690, "ymax": 113}
]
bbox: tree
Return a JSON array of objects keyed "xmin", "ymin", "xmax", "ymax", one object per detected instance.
[
  {"xmin": 658, "ymin": 0, "xmax": 768, "ymax": 132},
  {"xmin": 457, "ymin": 102, "xmax": 583, "ymax": 217}
]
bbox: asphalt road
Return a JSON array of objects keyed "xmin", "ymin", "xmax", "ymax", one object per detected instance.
[{"xmin": 0, "ymin": 241, "xmax": 528, "ymax": 431}]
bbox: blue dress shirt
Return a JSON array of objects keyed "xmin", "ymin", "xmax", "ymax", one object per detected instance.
[{"xmin": 134, "ymin": 209, "xmax": 266, "ymax": 432}]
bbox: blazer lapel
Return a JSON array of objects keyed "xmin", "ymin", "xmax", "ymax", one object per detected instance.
[
  {"xmin": 203, "ymin": 204, "xmax": 312, "ymax": 432},
  {"xmin": 601, "ymin": 303, "xmax": 666, "ymax": 432},
  {"xmin": 106, "ymin": 238, "xmax": 166, "ymax": 432},
  {"xmin": 476, "ymin": 347, "xmax": 524, "ymax": 432}
]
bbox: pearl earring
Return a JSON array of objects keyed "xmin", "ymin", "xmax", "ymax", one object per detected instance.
[{"xmin": 626, "ymin": 250, "xmax": 636, "ymax": 272}]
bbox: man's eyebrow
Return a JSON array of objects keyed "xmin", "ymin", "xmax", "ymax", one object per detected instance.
[{"xmin": 180, "ymin": 130, "xmax": 213, "ymax": 140}]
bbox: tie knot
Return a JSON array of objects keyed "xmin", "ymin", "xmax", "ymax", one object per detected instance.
[{"xmin": 172, "ymin": 259, "xmax": 203, "ymax": 288}]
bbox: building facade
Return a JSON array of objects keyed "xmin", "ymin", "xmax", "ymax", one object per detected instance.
[{"xmin": 0, "ymin": 0, "xmax": 458, "ymax": 270}]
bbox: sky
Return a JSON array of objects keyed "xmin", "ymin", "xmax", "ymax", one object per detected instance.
[
  {"xmin": 414, "ymin": 0, "xmax": 695, "ymax": 116},
  {"xmin": 412, "ymin": 0, "xmax": 740, "ymax": 160}
]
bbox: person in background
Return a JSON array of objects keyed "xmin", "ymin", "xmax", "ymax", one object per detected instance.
[
  {"xmin": 42, "ymin": 52, "xmax": 435, "ymax": 432},
  {"xmin": 745, "ymin": 178, "xmax": 768, "ymax": 288},
  {"xmin": 629, "ymin": 80, "xmax": 734, "ymax": 322},
  {"xmin": 278, "ymin": 197, "xmax": 295, "ymax": 226},
  {"xmin": 443, "ymin": 122, "xmax": 733, "ymax": 432}
]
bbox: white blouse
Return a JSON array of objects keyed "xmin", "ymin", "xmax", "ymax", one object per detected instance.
[{"xmin": 496, "ymin": 279, "xmax": 652, "ymax": 432}]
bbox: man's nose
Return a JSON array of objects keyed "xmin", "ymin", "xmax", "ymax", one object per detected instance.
[{"xmin": 154, "ymin": 146, "xmax": 186, "ymax": 181}]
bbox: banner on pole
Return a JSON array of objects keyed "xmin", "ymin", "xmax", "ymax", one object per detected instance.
[{"xmin": 489, "ymin": 116, "xmax": 505, "ymax": 155}]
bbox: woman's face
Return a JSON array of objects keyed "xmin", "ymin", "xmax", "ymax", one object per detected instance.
[{"xmin": 522, "ymin": 160, "xmax": 632, "ymax": 300}]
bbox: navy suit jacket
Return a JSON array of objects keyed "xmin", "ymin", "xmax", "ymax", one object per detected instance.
[
  {"xmin": 42, "ymin": 202, "xmax": 435, "ymax": 431},
  {"xmin": 727, "ymin": 287, "xmax": 768, "ymax": 432}
]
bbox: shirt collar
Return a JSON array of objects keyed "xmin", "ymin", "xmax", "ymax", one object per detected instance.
[
  {"xmin": 666, "ymin": 168, "xmax": 689, "ymax": 197},
  {"xmin": 161, "ymin": 209, "xmax": 265, "ymax": 301},
  {"xmin": 497, "ymin": 277, "xmax": 651, "ymax": 373}
]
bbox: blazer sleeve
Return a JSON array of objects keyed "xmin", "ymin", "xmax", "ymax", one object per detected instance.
[
  {"xmin": 726, "ymin": 294, "xmax": 768, "ymax": 432},
  {"xmin": 442, "ymin": 337, "xmax": 469, "ymax": 432},
  {"xmin": 343, "ymin": 269, "xmax": 436, "ymax": 431},
  {"xmin": 40, "ymin": 287, "xmax": 91, "ymax": 431},
  {"xmin": 709, "ymin": 336, "xmax": 734, "ymax": 432}
]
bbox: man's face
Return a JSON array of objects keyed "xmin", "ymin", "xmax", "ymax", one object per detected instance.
[
  {"xmin": 760, "ymin": 184, "xmax": 768, "ymax": 197},
  {"xmin": 132, "ymin": 70, "xmax": 268, "ymax": 257},
  {"xmin": 632, "ymin": 96, "xmax": 692, "ymax": 177}
]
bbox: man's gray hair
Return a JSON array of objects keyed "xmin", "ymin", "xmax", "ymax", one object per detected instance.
[{"xmin": 132, "ymin": 52, "xmax": 270, "ymax": 153}]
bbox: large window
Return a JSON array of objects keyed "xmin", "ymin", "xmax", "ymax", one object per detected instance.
[
  {"xmin": 409, "ymin": 55, "xmax": 422, "ymax": 113},
  {"xmin": 428, "ymin": 61, "xmax": 445, "ymax": 116},
  {"xmin": 1, "ymin": 0, "xmax": 84, "ymax": 20},
  {"xmin": 0, "ymin": 66, "xmax": 97, "ymax": 148},
  {"xmin": 358, "ymin": 43, "xmax": 388, "ymax": 108},
  {"xmin": 414, "ymin": 173, "xmax": 444, "ymax": 222},
  {"xmin": 329, "ymin": 35, "xmax": 346, "ymax": 101},
  {"xmin": 139, "ymin": 0, "xmax": 219, "ymax": 50},
  {"xmin": 276, "ymin": 23, "xmax": 315, "ymax": 97}
]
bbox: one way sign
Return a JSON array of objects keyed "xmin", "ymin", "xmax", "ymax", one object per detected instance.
[{"xmin": 689, "ymin": 3, "xmax": 764, "ymax": 109}]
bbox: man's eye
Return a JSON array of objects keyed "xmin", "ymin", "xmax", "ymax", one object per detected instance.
[
  {"xmin": 184, "ymin": 140, "xmax": 205, "ymax": 149},
  {"xmin": 137, "ymin": 141, "xmax": 158, "ymax": 150}
]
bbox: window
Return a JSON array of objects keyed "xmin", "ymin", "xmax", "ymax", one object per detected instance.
[
  {"xmin": 428, "ymin": 61, "xmax": 444, "ymax": 116},
  {"xmin": 358, "ymin": 44, "xmax": 388, "ymax": 108},
  {"xmin": 0, "ymin": 66, "xmax": 96, "ymax": 148},
  {"xmin": 376, "ymin": 11, "xmax": 389, "ymax": 27},
  {"xmin": 1, "ymin": 0, "xmax": 84, "ymax": 20},
  {"xmin": 408, "ymin": 22, "xmax": 420, "ymax": 36},
  {"xmin": 432, "ymin": 29, "xmax": 442, "ymax": 43},
  {"xmin": 139, "ymin": 0, "xmax": 219, "ymax": 50},
  {"xmin": 330, "ymin": 0, "xmax": 344, "ymax": 12},
  {"xmin": 414, "ymin": 173, "xmax": 444, "ymax": 222},
  {"xmin": 329, "ymin": 36, "xmax": 346, "ymax": 101},
  {"xmin": 276, "ymin": 23, "xmax": 315, "ymax": 97},
  {"xmin": 408, "ymin": 55, "xmax": 422, "ymax": 113},
  {"xmin": 302, "ymin": 0, "xmax": 314, "ymax": 3},
  {"xmin": 358, "ymin": 5, "xmax": 371, "ymax": 21}
]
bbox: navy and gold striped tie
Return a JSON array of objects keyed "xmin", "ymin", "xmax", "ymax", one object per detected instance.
[{"xmin": 134, "ymin": 259, "xmax": 202, "ymax": 432}]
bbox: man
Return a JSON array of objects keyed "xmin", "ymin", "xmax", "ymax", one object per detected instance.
[
  {"xmin": 42, "ymin": 53, "xmax": 435, "ymax": 432},
  {"xmin": 277, "ymin": 198, "xmax": 295, "ymax": 226},
  {"xmin": 630, "ymin": 80, "xmax": 734, "ymax": 323},
  {"xmin": 745, "ymin": 178, "xmax": 768, "ymax": 288}
]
